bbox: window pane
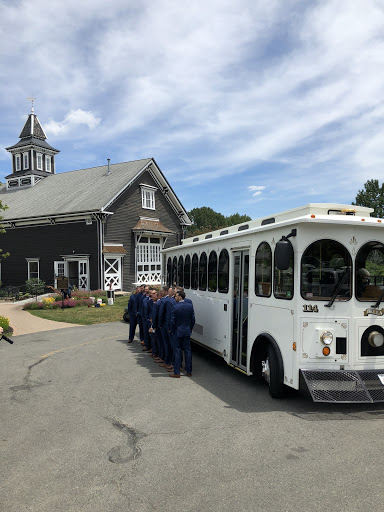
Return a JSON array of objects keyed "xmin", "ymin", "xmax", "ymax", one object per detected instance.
[
  {"xmin": 172, "ymin": 256, "xmax": 178, "ymax": 285},
  {"xmin": 356, "ymin": 241, "xmax": 384, "ymax": 301},
  {"xmin": 178, "ymin": 255, "xmax": 184, "ymax": 287},
  {"xmin": 208, "ymin": 251, "xmax": 217, "ymax": 292},
  {"xmin": 191, "ymin": 254, "xmax": 198, "ymax": 290},
  {"xmin": 167, "ymin": 257, "xmax": 172, "ymax": 286},
  {"xmin": 255, "ymin": 242, "xmax": 272, "ymax": 297},
  {"xmin": 199, "ymin": 252, "xmax": 207, "ymax": 290},
  {"xmin": 301, "ymin": 239, "xmax": 351, "ymax": 301},
  {"xmin": 184, "ymin": 254, "xmax": 191, "ymax": 288},
  {"xmin": 274, "ymin": 242, "xmax": 294, "ymax": 300},
  {"xmin": 218, "ymin": 249, "xmax": 229, "ymax": 293}
]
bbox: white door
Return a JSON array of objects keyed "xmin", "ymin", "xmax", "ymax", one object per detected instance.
[
  {"xmin": 54, "ymin": 261, "xmax": 68, "ymax": 289},
  {"xmin": 104, "ymin": 257, "xmax": 121, "ymax": 290},
  {"xmin": 78, "ymin": 260, "xmax": 89, "ymax": 291}
]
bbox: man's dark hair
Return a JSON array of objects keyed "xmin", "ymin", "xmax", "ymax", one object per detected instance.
[{"xmin": 176, "ymin": 290, "xmax": 186, "ymax": 300}]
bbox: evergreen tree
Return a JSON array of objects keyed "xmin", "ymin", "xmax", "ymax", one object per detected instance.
[{"xmin": 353, "ymin": 179, "xmax": 384, "ymax": 218}]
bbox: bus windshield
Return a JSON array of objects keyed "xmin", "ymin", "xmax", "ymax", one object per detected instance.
[{"xmin": 301, "ymin": 239, "xmax": 352, "ymax": 301}]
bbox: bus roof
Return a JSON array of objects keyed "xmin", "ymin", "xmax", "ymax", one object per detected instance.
[{"xmin": 176, "ymin": 203, "xmax": 376, "ymax": 248}]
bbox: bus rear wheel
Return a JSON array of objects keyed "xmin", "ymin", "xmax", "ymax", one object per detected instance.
[{"xmin": 262, "ymin": 345, "xmax": 285, "ymax": 398}]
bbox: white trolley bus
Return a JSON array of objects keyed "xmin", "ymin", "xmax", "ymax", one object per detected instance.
[{"xmin": 163, "ymin": 203, "xmax": 384, "ymax": 403}]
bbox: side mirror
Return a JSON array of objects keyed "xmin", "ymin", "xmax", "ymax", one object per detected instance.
[{"xmin": 275, "ymin": 239, "xmax": 293, "ymax": 270}]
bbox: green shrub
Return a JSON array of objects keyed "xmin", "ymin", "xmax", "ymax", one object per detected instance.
[
  {"xmin": 0, "ymin": 316, "xmax": 10, "ymax": 331},
  {"xmin": 25, "ymin": 278, "xmax": 46, "ymax": 295}
]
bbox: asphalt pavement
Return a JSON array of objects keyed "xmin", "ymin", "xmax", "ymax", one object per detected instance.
[{"xmin": 2, "ymin": 322, "xmax": 384, "ymax": 512}]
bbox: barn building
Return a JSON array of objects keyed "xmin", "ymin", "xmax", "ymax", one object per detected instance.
[{"xmin": 0, "ymin": 108, "xmax": 191, "ymax": 291}]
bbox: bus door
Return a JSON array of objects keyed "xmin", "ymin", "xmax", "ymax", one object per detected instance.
[{"xmin": 232, "ymin": 251, "xmax": 249, "ymax": 369}]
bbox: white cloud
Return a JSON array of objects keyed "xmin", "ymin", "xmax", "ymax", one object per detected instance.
[
  {"xmin": 45, "ymin": 110, "xmax": 101, "ymax": 136},
  {"xmin": 248, "ymin": 185, "xmax": 266, "ymax": 197},
  {"xmin": 1, "ymin": 0, "xmax": 384, "ymax": 214}
]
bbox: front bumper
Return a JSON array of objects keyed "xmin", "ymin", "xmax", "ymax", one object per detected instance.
[{"xmin": 301, "ymin": 369, "xmax": 384, "ymax": 403}]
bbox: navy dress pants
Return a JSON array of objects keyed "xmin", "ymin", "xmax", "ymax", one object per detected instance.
[
  {"xmin": 174, "ymin": 336, "xmax": 192, "ymax": 375},
  {"xmin": 129, "ymin": 314, "xmax": 137, "ymax": 341}
]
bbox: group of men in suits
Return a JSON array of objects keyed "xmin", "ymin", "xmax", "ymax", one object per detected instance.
[{"xmin": 127, "ymin": 284, "xmax": 195, "ymax": 378}]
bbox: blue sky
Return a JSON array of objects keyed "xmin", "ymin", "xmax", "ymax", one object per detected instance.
[{"xmin": 1, "ymin": 0, "xmax": 384, "ymax": 219}]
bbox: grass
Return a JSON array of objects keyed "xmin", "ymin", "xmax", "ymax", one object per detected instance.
[{"xmin": 27, "ymin": 295, "xmax": 129, "ymax": 325}]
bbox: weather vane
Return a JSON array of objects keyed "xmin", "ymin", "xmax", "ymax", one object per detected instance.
[{"xmin": 27, "ymin": 96, "xmax": 36, "ymax": 113}]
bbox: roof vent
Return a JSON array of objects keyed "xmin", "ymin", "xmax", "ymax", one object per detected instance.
[{"xmin": 107, "ymin": 158, "xmax": 111, "ymax": 175}]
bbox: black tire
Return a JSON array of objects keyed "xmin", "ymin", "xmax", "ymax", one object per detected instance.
[
  {"xmin": 123, "ymin": 312, "xmax": 130, "ymax": 323},
  {"xmin": 267, "ymin": 344, "xmax": 286, "ymax": 398}
]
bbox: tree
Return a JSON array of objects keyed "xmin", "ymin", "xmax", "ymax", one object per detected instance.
[
  {"xmin": 187, "ymin": 207, "xmax": 251, "ymax": 236},
  {"xmin": 353, "ymin": 179, "xmax": 384, "ymax": 219}
]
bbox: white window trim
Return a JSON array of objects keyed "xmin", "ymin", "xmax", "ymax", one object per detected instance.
[
  {"xmin": 36, "ymin": 152, "xmax": 43, "ymax": 171},
  {"xmin": 135, "ymin": 235, "xmax": 162, "ymax": 284},
  {"xmin": 23, "ymin": 152, "xmax": 29, "ymax": 170},
  {"xmin": 26, "ymin": 258, "xmax": 40, "ymax": 280},
  {"xmin": 15, "ymin": 153, "xmax": 21, "ymax": 171},
  {"xmin": 141, "ymin": 185, "xmax": 157, "ymax": 210},
  {"xmin": 45, "ymin": 155, "xmax": 51, "ymax": 172}
]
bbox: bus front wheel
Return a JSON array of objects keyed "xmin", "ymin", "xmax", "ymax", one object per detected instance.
[{"xmin": 262, "ymin": 345, "xmax": 285, "ymax": 398}]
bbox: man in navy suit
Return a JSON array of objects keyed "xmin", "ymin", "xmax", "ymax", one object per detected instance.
[
  {"xmin": 169, "ymin": 290, "xmax": 195, "ymax": 378},
  {"xmin": 127, "ymin": 287, "xmax": 139, "ymax": 343}
]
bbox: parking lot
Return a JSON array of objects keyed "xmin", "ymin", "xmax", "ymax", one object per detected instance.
[{"xmin": 2, "ymin": 321, "xmax": 384, "ymax": 512}]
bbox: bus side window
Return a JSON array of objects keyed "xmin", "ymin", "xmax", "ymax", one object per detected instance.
[
  {"xmin": 199, "ymin": 252, "xmax": 207, "ymax": 290},
  {"xmin": 274, "ymin": 243, "xmax": 294, "ymax": 300},
  {"xmin": 172, "ymin": 256, "xmax": 178, "ymax": 286},
  {"xmin": 178, "ymin": 255, "xmax": 184, "ymax": 287},
  {"xmin": 167, "ymin": 257, "xmax": 172, "ymax": 287},
  {"xmin": 255, "ymin": 241, "xmax": 272, "ymax": 297},
  {"xmin": 191, "ymin": 254, "xmax": 198, "ymax": 290},
  {"xmin": 184, "ymin": 254, "xmax": 191, "ymax": 288},
  {"xmin": 208, "ymin": 251, "xmax": 218, "ymax": 292},
  {"xmin": 218, "ymin": 249, "xmax": 229, "ymax": 293}
]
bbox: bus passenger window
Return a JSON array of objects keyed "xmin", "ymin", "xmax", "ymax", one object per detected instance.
[
  {"xmin": 167, "ymin": 257, "xmax": 172, "ymax": 287},
  {"xmin": 356, "ymin": 241, "xmax": 384, "ymax": 301},
  {"xmin": 172, "ymin": 256, "xmax": 178, "ymax": 286},
  {"xmin": 274, "ymin": 243, "xmax": 293, "ymax": 300},
  {"xmin": 199, "ymin": 252, "xmax": 207, "ymax": 290},
  {"xmin": 178, "ymin": 255, "xmax": 184, "ymax": 287},
  {"xmin": 255, "ymin": 242, "xmax": 272, "ymax": 297},
  {"xmin": 184, "ymin": 254, "xmax": 191, "ymax": 288},
  {"xmin": 191, "ymin": 254, "xmax": 198, "ymax": 290},
  {"xmin": 218, "ymin": 249, "xmax": 229, "ymax": 293},
  {"xmin": 208, "ymin": 251, "xmax": 218, "ymax": 292},
  {"xmin": 301, "ymin": 239, "xmax": 351, "ymax": 301}
]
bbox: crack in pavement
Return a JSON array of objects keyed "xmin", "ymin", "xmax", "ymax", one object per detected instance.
[
  {"xmin": 10, "ymin": 357, "xmax": 48, "ymax": 396},
  {"xmin": 106, "ymin": 418, "xmax": 147, "ymax": 464}
]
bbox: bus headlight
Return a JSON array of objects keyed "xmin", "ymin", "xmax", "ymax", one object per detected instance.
[
  {"xmin": 368, "ymin": 331, "xmax": 384, "ymax": 348},
  {"xmin": 321, "ymin": 331, "xmax": 333, "ymax": 345}
]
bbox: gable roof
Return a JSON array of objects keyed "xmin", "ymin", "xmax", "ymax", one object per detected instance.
[{"xmin": 0, "ymin": 158, "xmax": 191, "ymax": 226}]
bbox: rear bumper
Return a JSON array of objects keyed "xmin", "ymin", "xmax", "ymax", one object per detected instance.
[{"xmin": 301, "ymin": 369, "xmax": 384, "ymax": 403}]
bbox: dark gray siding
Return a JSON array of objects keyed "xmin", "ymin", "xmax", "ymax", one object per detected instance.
[
  {"xmin": 1, "ymin": 221, "xmax": 100, "ymax": 289},
  {"xmin": 103, "ymin": 170, "xmax": 183, "ymax": 290}
]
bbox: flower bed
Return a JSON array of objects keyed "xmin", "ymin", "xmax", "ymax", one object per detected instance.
[{"xmin": 23, "ymin": 298, "xmax": 94, "ymax": 310}]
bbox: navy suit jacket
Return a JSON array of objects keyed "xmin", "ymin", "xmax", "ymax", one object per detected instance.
[
  {"xmin": 165, "ymin": 297, "xmax": 176, "ymax": 331},
  {"xmin": 151, "ymin": 299, "xmax": 161, "ymax": 329},
  {"xmin": 127, "ymin": 293, "xmax": 137, "ymax": 315},
  {"xmin": 158, "ymin": 296, "xmax": 168, "ymax": 328},
  {"xmin": 171, "ymin": 301, "xmax": 195, "ymax": 337},
  {"xmin": 142, "ymin": 295, "xmax": 151, "ymax": 321}
]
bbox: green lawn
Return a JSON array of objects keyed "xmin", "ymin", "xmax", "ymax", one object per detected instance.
[{"xmin": 27, "ymin": 295, "xmax": 129, "ymax": 325}]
